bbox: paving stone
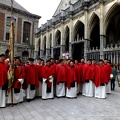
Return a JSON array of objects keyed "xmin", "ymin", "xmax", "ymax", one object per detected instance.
[{"xmin": 1, "ymin": 82, "xmax": 120, "ymax": 120}]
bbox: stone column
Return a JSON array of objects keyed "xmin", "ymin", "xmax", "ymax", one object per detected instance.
[
  {"xmin": 46, "ymin": 31, "xmax": 50, "ymax": 59},
  {"xmin": 60, "ymin": 25, "xmax": 65, "ymax": 57},
  {"xmin": 69, "ymin": 42, "xmax": 72, "ymax": 58},
  {"xmin": 51, "ymin": 28, "xmax": 55, "ymax": 58},
  {"xmin": 34, "ymin": 37, "xmax": 39, "ymax": 59},
  {"xmin": 69, "ymin": 18, "xmax": 73, "ymax": 58},
  {"xmin": 99, "ymin": 0, "xmax": 106, "ymax": 59},
  {"xmin": 40, "ymin": 34, "xmax": 44, "ymax": 59},
  {"xmin": 60, "ymin": 45, "xmax": 65, "ymax": 57},
  {"xmin": 51, "ymin": 47, "xmax": 54, "ymax": 58},
  {"xmin": 83, "ymin": 2, "xmax": 89, "ymax": 62},
  {"xmin": 46, "ymin": 48, "xmax": 51, "ymax": 59},
  {"xmin": 40, "ymin": 50, "xmax": 44, "ymax": 59}
]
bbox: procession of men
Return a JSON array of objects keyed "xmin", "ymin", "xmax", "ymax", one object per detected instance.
[{"xmin": 0, "ymin": 53, "xmax": 115, "ymax": 108}]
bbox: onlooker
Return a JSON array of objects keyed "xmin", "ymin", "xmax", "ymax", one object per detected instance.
[{"xmin": 111, "ymin": 64, "xmax": 117, "ymax": 91}]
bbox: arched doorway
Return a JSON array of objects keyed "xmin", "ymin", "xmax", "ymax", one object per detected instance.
[
  {"xmin": 65, "ymin": 26, "xmax": 69, "ymax": 53},
  {"xmin": 106, "ymin": 6, "xmax": 120, "ymax": 46},
  {"xmin": 72, "ymin": 21, "xmax": 84, "ymax": 61},
  {"xmin": 53, "ymin": 30, "xmax": 61, "ymax": 60},
  {"xmin": 22, "ymin": 51, "xmax": 29, "ymax": 64},
  {"xmin": 105, "ymin": 4, "xmax": 120, "ymax": 67},
  {"xmin": 90, "ymin": 14, "xmax": 100, "ymax": 49}
]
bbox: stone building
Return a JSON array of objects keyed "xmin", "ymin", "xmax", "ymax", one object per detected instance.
[
  {"xmin": 35, "ymin": 0, "xmax": 120, "ymax": 67},
  {"xmin": 0, "ymin": 0, "xmax": 40, "ymax": 63}
]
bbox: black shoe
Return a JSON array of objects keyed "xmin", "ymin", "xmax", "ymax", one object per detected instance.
[{"xmin": 27, "ymin": 99, "xmax": 31, "ymax": 102}]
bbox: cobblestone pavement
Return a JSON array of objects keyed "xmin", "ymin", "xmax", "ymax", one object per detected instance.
[{"xmin": 1, "ymin": 84, "xmax": 120, "ymax": 120}]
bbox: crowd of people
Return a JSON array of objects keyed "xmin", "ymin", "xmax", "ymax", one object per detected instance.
[{"xmin": 0, "ymin": 53, "xmax": 118, "ymax": 108}]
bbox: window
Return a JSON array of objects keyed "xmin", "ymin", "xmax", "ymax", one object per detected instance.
[
  {"xmin": 23, "ymin": 22, "xmax": 31, "ymax": 43},
  {"xmin": 6, "ymin": 17, "xmax": 16, "ymax": 40}
]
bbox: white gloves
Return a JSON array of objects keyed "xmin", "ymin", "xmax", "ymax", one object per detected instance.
[
  {"xmin": 49, "ymin": 76, "xmax": 53, "ymax": 82},
  {"xmin": 110, "ymin": 74, "xmax": 113, "ymax": 79},
  {"xmin": 43, "ymin": 78, "xmax": 47, "ymax": 82},
  {"xmin": 18, "ymin": 79, "xmax": 24, "ymax": 84}
]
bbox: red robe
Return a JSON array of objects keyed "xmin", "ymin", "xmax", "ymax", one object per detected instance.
[
  {"xmin": 52, "ymin": 63, "xmax": 58, "ymax": 77},
  {"xmin": 13, "ymin": 66, "xmax": 25, "ymax": 89},
  {"xmin": 94, "ymin": 65, "xmax": 108, "ymax": 87},
  {"xmin": 90, "ymin": 64, "xmax": 96, "ymax": 83},
  {"xmin": 82, "ymin": 64, "xmax": 92, "ymax": 83},
  {"xmin": 42, "ymin": 65, "xmax": 54, "ymax": 87},
  {"xmin": 35, "ymin": 64, "xmax": 43, "ymax": 81},
  {"xmin": 75, "ymin": 64, "xmax": 80, "ymax": 85},
  {"xmin": 56, "ymin": 64, "xmax": 67, "ymax": 84},
  {"xmin": 66, "ymin": 66, "xmax": 77, "ymax": 89},
  {"xmin": 79, "ymin": 63, "xmax": 86, "ymax": 83},
  {"xmin": 107, "ymin": 64, "xmax": 112, "ymax": 81},
  {"xmin": 64, "ymin": 64, "xmax": 70, "ymax": 69},
  {"xmin": 0, "ymin": 62, "xmax": 8, "ymax": 87},
  {"xmin": 24, "ymin": 64, "xmax": 39, "ymax": 89},
  {"xmin": 103, "ymin": 64, "xmax": 112, "ymax": 83}
]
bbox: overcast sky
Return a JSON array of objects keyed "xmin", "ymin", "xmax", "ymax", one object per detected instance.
[{"xmin": 15, "ymin": 0, "xmax": 60, "ymax": 26}]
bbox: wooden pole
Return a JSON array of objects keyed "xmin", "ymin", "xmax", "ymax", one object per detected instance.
[{"xmin": 10, "ymin": 0, "xmax": 14, "ymax": 107}]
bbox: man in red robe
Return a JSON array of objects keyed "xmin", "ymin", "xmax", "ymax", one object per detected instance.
[
  {"xmin": 82, "ymin": 59, "xmax": 94, "ymax": 97},
  {"xmin": 64, "ymin": 58, "xmax": 71, "ymax": 68},
  {"xmin": 66, "ymin": 61, "xmax": 77, "ymax": 98},
  {"xmin": 104, "ymin": 59, "xmax": 112, "ymax": 93},
  {"xmin": 94, "ymin": 59, "xmax": 108, "ymax": 98},
  {"xmin": 91, "ymin": 59, "xmax": 96, "ymax": 84},
  {"xmin": 24, "ymin": 58, "xmax": 39, "ymax": 102},
  {"xmin": 7, "ymin": 57, "xmax": 25, "ymax": 104},
  {"xmin": 79, "ymin": 58, "xmax": 86, "ymax": 93},
  {"xmin": 74, "ymin": 60, "xmax": 81, "ymax": 94},
  {"xmin": 41, "ymin": 59, "xmax": 55, "ymax": 99},
  {"xmin": 0, "ymin": 54, "xmax": 8, "ymax": 108},
  {"xmin": 56, "ymin": 59, "xmax": 66, "ymax": 97},
  {"xmin": 35, "ymin": 58, "xmax": 43, "ymax": 97},
  {"xmin": 50, "ymin": 58, "xmax": 59, "ymax": 96}
]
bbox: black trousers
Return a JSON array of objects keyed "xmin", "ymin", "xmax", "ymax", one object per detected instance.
[{"xmin": 111, "ymin": 79, "xmax": 115, "ymax": 90}]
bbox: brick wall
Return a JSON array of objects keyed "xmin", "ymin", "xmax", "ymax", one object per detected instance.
[
  {"xmin": 17, "ymin": 17, "xmax": 22, "ymax": 43},
  {"xmin": 0, "ymin": 12, "xmax": 5, "ymax": 41}
]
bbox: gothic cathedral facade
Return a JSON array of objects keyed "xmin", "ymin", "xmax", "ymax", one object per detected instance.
[{"xmin": 35, "ymin": 0, "xmax": 120, "ymax": 67}]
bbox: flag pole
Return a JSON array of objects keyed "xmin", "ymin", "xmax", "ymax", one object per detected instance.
[{"xmin": 10, "ymin": 0, "xmax": 14, "ymax": 107}]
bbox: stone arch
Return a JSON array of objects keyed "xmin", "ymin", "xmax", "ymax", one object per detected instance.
[
  {"xmin": 89, "ymin": 12, "xmax": 100, "ymax": 49},
  {"xmin": 89, "ymin": 12, "xmax": 100, "ymax": 38},
  {"xmin": 55, "ymin": 30, "xmax": 61, "ymax": 46},
  {"xmin": 104, "ymin": 2, "xmax": 120, "ymax": 33},
  {"xmin": 73, "ymin": 20, "xmax": 84, "ymax": 41},
  {"xmin": 105, "ymin": 3, "xmax": 120, "ymax": 46}
]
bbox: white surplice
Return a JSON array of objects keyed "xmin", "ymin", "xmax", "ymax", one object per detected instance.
[
  {"xmin": 0, "ymin": 87, "xmax": 6, "ymax": 107},
  {"xmin": 42, "ymin": 77, "xmax": 54, "ymax": 99},
  {"xmin": 82, "ymin": 80, "xmax": 94, "ymax": 97},
  {"xmin": 66, "ymin": 82, "xmax": 77, "ymax": 98},
  {"xmin": 95, "ymin": 84, "xmax": 107, "ymax": 99},
  {"xmin": 26, "ymin": 84, "xmax": 36, "ymax": 99},
  {"xmin": 56, "ymin": 82, "xmax": 65, "ymax": 97}
]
